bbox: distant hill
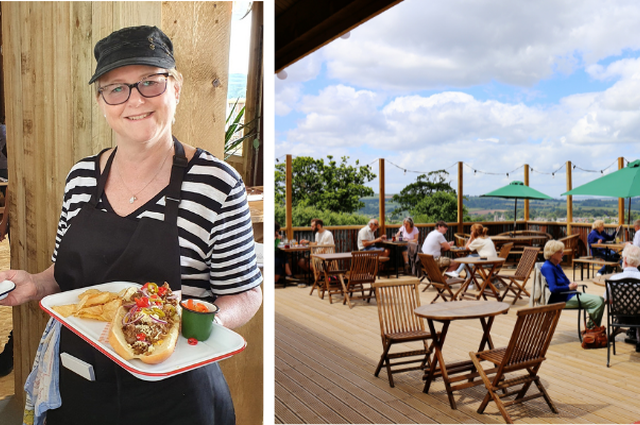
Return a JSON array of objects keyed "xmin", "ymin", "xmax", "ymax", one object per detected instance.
[
  {"xmin": 357, "ymin": 195, "xmax": 640, "ymax": 222},
  {"xmin": 228, "ymin": 73, "xmax": 247, "ymax": 99}
]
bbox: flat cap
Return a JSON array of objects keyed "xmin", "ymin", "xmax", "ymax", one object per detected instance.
[{"xmin": 89, "ymin": 25, "xmax": 175, "ymax": 84}]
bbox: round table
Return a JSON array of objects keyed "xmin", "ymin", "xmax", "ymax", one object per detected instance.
[
  {"xmin": 414, "ymin": 300, "xmax": 510, "ymax": 409},
  {"xmin": 455, "ymin": 256, "xmax": 505, "ymax": 301}
]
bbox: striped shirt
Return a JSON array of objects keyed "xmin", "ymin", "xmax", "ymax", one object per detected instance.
[{"xmin": 52, "ymin": 148, "xmax": 263, "ymax": 299}]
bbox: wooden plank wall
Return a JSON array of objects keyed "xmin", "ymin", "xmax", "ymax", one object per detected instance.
[{"xmin": 2, "ymin": 3, "xmax": 262, "ymax": 424}]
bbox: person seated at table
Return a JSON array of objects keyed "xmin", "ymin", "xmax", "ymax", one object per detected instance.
[
  {"xmin": 357, "ymin": 219, "xmax": 391, "ymax": 259},
  {"xmin": 541, "ymin": 240, "xmax": 605, "ymax": 329},
  {"xmin": 298, "ymin": 218, "xmax": 335, "ymax": 272},
  {"xmin": 602, "ymin": 244, "xmax": 640, "ymax": 352},
  {"xmin": 421, "ymin": 220, "xmax": 460, "ymax": 277},
  {"xmin": 395, "ymin": 217, "xmax": 419, "ymax": 272},
  {"xmin": 275, "ymin": 222, "xmax": 292, "ymax": 285},
  {"xmin": 588, "ymin": 219, "xmax": 621, "ymax": 276},
  {"xmin": 454, "ymin": 223, "xmax": 497, "ymax": 278}
]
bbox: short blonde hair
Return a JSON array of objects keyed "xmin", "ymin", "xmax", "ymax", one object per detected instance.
[
  {"xmin": 543, "ymin": 240, "xmax": 565, "ymax": 260},
  {"xmin": 592, "ymin": 219, "xmax": 605, "ymax": 230},
  {"xmin": 623, "ymin": 244, "xmax": 640, "ymax": 267}
]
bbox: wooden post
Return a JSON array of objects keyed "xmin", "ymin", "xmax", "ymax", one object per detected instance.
[
  {"xmin": 379, "ymin": 158, "xmax": 386, "ymax": 235},
  {"xmin": 286, "ymin": 154, "xmax": 293, "ymax": 241},
  {"xmin": 457, "ymin": 161, "xmax": 463, "ymax": 234},
  {"xmin": 619, "ymin": 157, "xmax": 625, "ymax": 228},
  {"xmin": 566, "ymin": 161, "xmax": 573, "ymax": 235},
  {"xmin": 524, "ymin": 164, "xmax": 529, "ymax": 223}
]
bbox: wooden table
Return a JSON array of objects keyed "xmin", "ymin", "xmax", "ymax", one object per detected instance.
[
  {"xmin": 591, "ymin": 242, "xmax": 627, "ymax": 253},
  {"xmin": 449, "ymin": 246, "xmax": 471, "ymax": 257},
  {"xmin": 456, "ymin": 256, "xmax": 505, "ymax": 301},
  {"xmin": 381, "ymin": 240, "xmax": 408, "ymax": 278},
  {"xmin": 489, "ymin": 235, "xmax": 544, "ymax": 246},
  {"xmin": 414, "ymin": 301, "xmax": 510, "ymax": 409}
]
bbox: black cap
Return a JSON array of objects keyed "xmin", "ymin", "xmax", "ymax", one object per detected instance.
[{"xmin": 89, "ymin": 26, "xmax": 175, "ymax": 84}]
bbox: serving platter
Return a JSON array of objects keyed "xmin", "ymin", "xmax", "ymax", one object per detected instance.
[{"xmin": 40, "ymin": 281, "xmax": 246, "ymax": 381}]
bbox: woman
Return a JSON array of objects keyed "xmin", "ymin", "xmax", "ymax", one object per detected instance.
[
  {"xmin": 587, "ymin": 219, "xmax": 621, "ymax": 275},
  {"xmin": 540, "ymin": 240, "xmax": 604, "ymax": 329},
  {"xmin": 453, "ymin": 223, "xmax": 497, "ymax": 278},
  {"xmin": 0, "ymin": 26, "xmax": 262, "ymax": 425},
  {"xmin": 395, "ymin": 217, "xmax": 419, "ymax": 272}
]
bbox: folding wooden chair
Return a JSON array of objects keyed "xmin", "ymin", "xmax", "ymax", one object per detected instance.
[
  {"xmin": 418, "ymin": 253, "xmax": 465, "ymax": 302},
  {"xmin": 495, "ymin": 247, "xmax": 540, "ymax": 304},
  {"xmin": 339, "ymin": 251, "xmax": 380, "ymax": 308},
  {"xmin": 605, "ymin": 278, "xmax": 640, "ymax": 367},
  {"xmin": 469, "ymin": 303, "xmax": 564, "ymax": 424},
  {"xmin": 309, "ymin": 244, "xmax": 336, "ymax": 297},
  {"xmin": 373, "ymin": 280, "xmax": 436, "ymax": 387}
]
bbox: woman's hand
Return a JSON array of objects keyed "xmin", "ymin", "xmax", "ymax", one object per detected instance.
[
  {"xmin": 569, "ymin": 282, "xmax": 578, "ymax": 290},
  {"xmin": 0, "ymin": 265, "xmax": 59, "ymax": 306}
]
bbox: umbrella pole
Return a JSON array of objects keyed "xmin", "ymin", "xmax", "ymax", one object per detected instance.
[
  {"xmin": 514, "ymin": 199, "xmax": 517, "ymax": 234},
  {"xmin": 628, "ymin": 198, "xmax": 632, "ymax": 241}
]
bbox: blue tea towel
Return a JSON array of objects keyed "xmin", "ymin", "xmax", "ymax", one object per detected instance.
[{"xmin": 23, "ymin": 318, "xmax": 61, "ymax": 425}]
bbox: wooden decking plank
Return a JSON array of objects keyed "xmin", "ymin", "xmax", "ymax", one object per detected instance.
[
  {"xmin": 276, "ymin": 269, "xmax": 640, "ymax": 424},
  {"xmin": 277, "ymin": 314, "xmax": 476, "ymax": 424},
  {"xmin": 275, "ymin": 363, "xmax": 357, "ymax": 423},
  {"xmin": 275, "ymin": 381, "xmax": 313, "ymax": 424},
  {"xmin": 276, "ymin": 321, "xmax": 420, "ymax": 423}
]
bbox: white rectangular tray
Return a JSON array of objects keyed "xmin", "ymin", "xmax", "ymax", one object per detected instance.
[{"xmin": 40, "ymin": 281, "xmax": 246, "ymax": 381}]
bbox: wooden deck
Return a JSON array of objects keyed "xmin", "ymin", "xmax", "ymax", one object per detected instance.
[{"xmin": 275, "ymin": 270, "xmax": 640, "ymax": 424}]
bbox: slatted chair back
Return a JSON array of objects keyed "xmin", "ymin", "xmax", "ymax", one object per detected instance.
[
  {"xmin": 375, "ymin": 281, "xmax": 425, "ymax": 338},
  {"xmin": 558, "ymin": 234, "xmax": 580, "ymax": 264},
  {"xmin": 349, "ymin": 251, "xmax": 380, "ymax": 284},
  {"xmin": 513, "ymin": 247, "xmax": 540, "ymax": 280},
  {"xmin": 500, "ymin": 303, "xmax": 563, "ymax": 370},
  {"xmin": 454, "ymin": 233, "xmax": 470, "ymax": 247},
  {"xmin": 418, "ymin": 253, "xmax": 465, "ymax": 302},
  {"xmin": 498, "ymin": 242, "xmax": 514, "ymax": 259},
  {"xmin": 605, "ymin": 278, "xmax": 640, "ymax": 367},
  {"xmin": 373, "ymin": 280, "xmax": 433, "ymax": 387},
  {"xmin": 340, "ymin": 251, "xmax": 380, "ymax": 308},
  {"xmin": 309, "ymin": 244, "xmax": 336, "ymax": 296},
  {"xmin": 470, "ymin": 303, "xmax": 564, "ymax": 423}
]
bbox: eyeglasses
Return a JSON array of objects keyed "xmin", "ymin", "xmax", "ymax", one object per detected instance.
[{"xmin": 98, "ymin": 72, "xmax": 170, "ymax": 105}]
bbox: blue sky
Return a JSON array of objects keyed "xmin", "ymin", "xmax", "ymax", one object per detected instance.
[{"xmin": 274, "ymin": 0, "xmax": 640, "ymax": 199}]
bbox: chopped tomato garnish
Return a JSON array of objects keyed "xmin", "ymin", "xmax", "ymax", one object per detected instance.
[
  {"xmin": 157, "ymin": 286, "xmax": 168, "ymax": 297},
  {"xmin": 188, "ymin": 338, "xmax": 198, "ymax": 345},
  {"xmin": 135, "ymin": 297, "xmax": 150, "ymax": 308},
  {"xmin": 136, "ymin": 333, "xmax": 146, "ymax": 342}
]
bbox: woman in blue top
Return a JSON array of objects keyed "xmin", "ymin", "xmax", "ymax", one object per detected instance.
[
  {"xmin": 587, "ymin": 219, "xmax": 621, "ymax": 275},
  {"xmin": 540, "ymin": 240, "xmax": 605, "ymax": 329}
]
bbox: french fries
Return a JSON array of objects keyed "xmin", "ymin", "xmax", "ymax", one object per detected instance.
[{"xmin": 52, "ymin": 289, "xmax": 123, "ymax": 322}]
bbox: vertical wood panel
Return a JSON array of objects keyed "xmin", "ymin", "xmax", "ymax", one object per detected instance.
[{"xmin": 163, "ymin": 1, "xmax": 231, "ymax": 158}]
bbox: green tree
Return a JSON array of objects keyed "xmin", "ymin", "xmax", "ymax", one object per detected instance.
[
  {"xmin": 275, "ymin": 205, "xmax": 371, "ymax": 227},
  {"xmin": 412, "ymin": 191, "xmax": 469, "ymax": 223},
  {"xmin": 391, "ymin": 171, "xmax": 454, "ymax": 218},
  {"xmin": 275, "ymin": 156, "xmax": 376, "ymax": 214}
]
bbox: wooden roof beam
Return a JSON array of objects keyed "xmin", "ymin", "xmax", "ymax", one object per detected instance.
[{"xmin": 276, "ymin": 0, "xmax": 404, "ymax": 73}]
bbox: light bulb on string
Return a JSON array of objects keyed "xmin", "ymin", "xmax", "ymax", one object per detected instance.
[{"xmin": 276, "ymin": 70, "xmax": 288, "ymax": 80}]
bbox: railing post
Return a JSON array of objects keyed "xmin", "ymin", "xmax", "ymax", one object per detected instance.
[
  {"xmin": 457, "ymin": 161, "xmax": 463, "ymax": 234},
  {"xmin": 286, "ymin": 154, "xmax": 293, "ymax": 241},
  {"xmin": 524, "ymin": 164, "xmax": 529, "ymax": 224},
  {"xmin": 379, "ymin": 158, "xmax": 386, "ymax": 235}
]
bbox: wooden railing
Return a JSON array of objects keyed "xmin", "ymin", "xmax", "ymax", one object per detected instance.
[{"xmin": 285, "ymin": 221, "xmax": 634, "ymax": 258}]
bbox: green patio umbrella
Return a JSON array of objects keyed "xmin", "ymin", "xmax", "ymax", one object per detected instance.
[
  {"xmin": 562, "ymin": 159, "xmax": 640, "ymax": 233},
  {"xmin": 481, "ymin": 181, "xmax": 553, "ymax": 230}
]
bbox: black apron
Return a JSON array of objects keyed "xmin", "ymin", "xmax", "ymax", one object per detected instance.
[{"xmin": 47, "ymin": 138, "xmax": 235, "ymax": 425}]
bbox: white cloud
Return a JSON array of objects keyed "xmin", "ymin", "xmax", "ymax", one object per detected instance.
[{"xmin": 320, "ymin": 0, "xmax": 640, "ymax": 91}]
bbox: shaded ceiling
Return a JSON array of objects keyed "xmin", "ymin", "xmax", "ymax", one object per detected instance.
[{"xmin": 275, "ymin": 0, "xmax": 404, "ymax": 73}]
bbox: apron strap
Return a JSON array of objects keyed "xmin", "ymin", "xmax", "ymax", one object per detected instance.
[
  {"xmin": 90, "ymin": 139, "xmax": 188, "ymax": 225},
  {"xmin": 90, "ymin": 148, "xmax": 117, "ymax": 208},
  {"xmin": 165, "ymin": 136, "xmax": 188, "ymax": 225}
]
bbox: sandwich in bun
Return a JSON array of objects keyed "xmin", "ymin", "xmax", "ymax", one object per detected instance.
[{"xmin": 108, "ymin": 282, "xmax": 180, "ymax": 364}]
